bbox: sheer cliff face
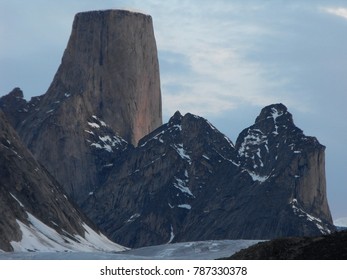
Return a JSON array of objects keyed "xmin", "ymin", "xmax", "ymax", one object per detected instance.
[
  {"xmin": 47, "ymin": 10, "xmax": 162, "ymax": 145},
  {"xmin": 0, "ymin": 10, "xmax": 162, "ymax": 203}
]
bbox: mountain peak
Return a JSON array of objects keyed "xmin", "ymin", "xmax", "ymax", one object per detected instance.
[
  {"xmin": 255, "ymin": 103, "xmax": 293, "ymax": 125},
  {"xmin": 169, "ymin": 111, "xmax": 183, "ymax": 125}
]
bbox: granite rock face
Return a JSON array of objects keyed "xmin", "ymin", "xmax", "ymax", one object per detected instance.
[
  {"xmin": 0, "ymin": 111, "xmax": 123, "ymax": 252},
  {"xmin": 47, "ymin": 10, "xmax": 162, "ymax": 145},
  {"xmin": 83, "ymin": 104, "xmax": 334, "ymax": 248},
  {"xmin": 0, "ymin": 10, "xmax": 162, "ymax": 203}
]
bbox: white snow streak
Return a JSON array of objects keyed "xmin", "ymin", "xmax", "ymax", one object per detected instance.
[
  {"xmin": 178, "ymin": 204, "xmax": 192, "ymax": 210},
  {"xmin": 290, "ymin": 199, "xmax": 331, "ymax": 235},
  {"xmin": 172, "ymin": 144, "xmax": 191, "ymax": 163},
  {"xmin": 167, "ymin": 225, "xmax": 175, "ymax": 244},
  {"xmin": 87, "ymin": 122, "xmax": 100, "ymax": 128},
  {"xmin": 9, "ymin": 193, "xmax": 24, "ymax": 208},
  {"xmin": 174, "ymin": 178, "xmax": 194, "ymax": 197}
]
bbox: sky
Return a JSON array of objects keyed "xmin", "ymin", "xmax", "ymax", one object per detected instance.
[{"xmin": 0, "ymin": 0, "xmax": 346, "ymax": 220}]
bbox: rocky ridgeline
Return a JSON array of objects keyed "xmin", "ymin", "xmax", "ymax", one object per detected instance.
[
  {"xmin": 0, "ymin": 10, "xmax": 335, "ymax": 251},
  {"xmin": 83, "ymin": 105, "xmax": 334, "ymax": 248}
]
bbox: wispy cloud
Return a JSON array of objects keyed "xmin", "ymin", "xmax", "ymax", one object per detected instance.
[
  {"xmin": 143, "ymin": 1, "xmax": 295, "ymax": 117},
  {"xmin": 322, "ymin": 7, "xmax": 347, "ymax": 20}
]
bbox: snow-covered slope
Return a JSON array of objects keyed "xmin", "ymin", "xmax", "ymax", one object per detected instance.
[{"xmin": 10, "ymin": 212, "xmax": 126, "ymax": 253}]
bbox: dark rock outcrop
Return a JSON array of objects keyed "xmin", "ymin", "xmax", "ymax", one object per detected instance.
[
  {"xmin": 225, "ymin": 231, "xmax": 347, "ymax": 260},
  {"xmin": 0, "ymin": 111, "xmax": 123, "ymax": 252},
  {"xmin": 0, "ymin": 10, "xmax": 162, "ymax": 204},
  {"xmin": 83, "ymin": 104, "xmax": 334, "ymax": 248}
]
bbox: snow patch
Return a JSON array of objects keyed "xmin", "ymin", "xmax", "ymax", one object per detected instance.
[
  {"xmin": 167, "ymin": 225, "xmax": 175, "ymax": 244},
  {"xmin": 291, "ymin": 199, "xmax": 331, "ymax": 235},
  {"xmin": 246, "ymin": 170, "xmax": 269, "ymax": 183},
  {"xmin": 172, "ymin": 144, "xmax": 191, "ymax": 163},
  {"xmin": 126, "ymin": 213, "xmax": 140, "ymax": 223},
  {"xmin": 270, "ymin": 107, "xmax": 284, "ymax": 135},
  {"xmin": 92, "ymin": 115, "xmax": 107, "ymax": 127},
  {"xmin": 173, "ymin": 177, "xmax": 194, "ymax": 197},
  {"xmin": 90, "ymin": 135, "xmax": 126, "ymax": 153},
  {"xmin": 178, "ymin": 204, "xmax": 192, "ymax": 210},
  {"xmin": 271, "ymin": 107, "xmax": 283, "ymax": 121},
  {"xmin": 238, "ymin": 129, "xmax": 268, "ymax": 157},
  {"xmin": 87, "ymin": 122, "xmax": 100, "ymax": 129}
]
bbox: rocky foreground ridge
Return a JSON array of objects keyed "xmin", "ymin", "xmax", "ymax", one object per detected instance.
[
  {"xmin": 0, "ymin": 111, "xmax": 125, "ymax": 252},
  {"xmin": 0, "ymin": 10, "xmax": 336, "ymax": 251},
  {"xmin": 225, "ymin": 230, "xmax": 347, "ymax": 260}
]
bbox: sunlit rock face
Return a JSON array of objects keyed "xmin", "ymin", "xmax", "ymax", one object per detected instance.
[{"xmin": 0, "ymin": 10, "xmax": 162, "ymax": 203}]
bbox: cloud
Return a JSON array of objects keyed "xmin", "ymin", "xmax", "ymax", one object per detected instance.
[
  {"xmin": 322, "ymin": 7, "xmax": 347, "ymax": 20},
  {"xmin": 147, "ymin": 1, "xmax": 297, "ymax": 118}
]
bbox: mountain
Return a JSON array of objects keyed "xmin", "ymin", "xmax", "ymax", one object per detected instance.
[
  {"xmin": 225, "ymin": 231, "xmax": 347, "ymax": 260},
  {"xmin": 0, "ymin": 10, "xmax": 335, "ymax": 252},
  {"xmin": 0, "ymin": 10, "xmax": 162, "ymax": 204},
  {"xmin": 83, "ymin": 104, "xmax": 334, "ymax": 248},
  {"xmin": 0, "ymin": 110, "xmax": 125, "ymax": 252}
]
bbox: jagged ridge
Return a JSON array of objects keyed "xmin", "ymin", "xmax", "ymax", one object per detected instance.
[{"xmin": 83, "ymin": 104, "xmax": 334, "ymax": 248}]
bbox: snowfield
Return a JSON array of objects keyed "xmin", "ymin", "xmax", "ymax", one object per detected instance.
[{"xmin": 0, "ymin": 240, "xmax": 261, "ymax": 260}]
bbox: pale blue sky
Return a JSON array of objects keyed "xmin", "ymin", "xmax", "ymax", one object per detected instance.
[{"xmin": 1, "ymin": 0, "xmax": 346, "ymax": 220}]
